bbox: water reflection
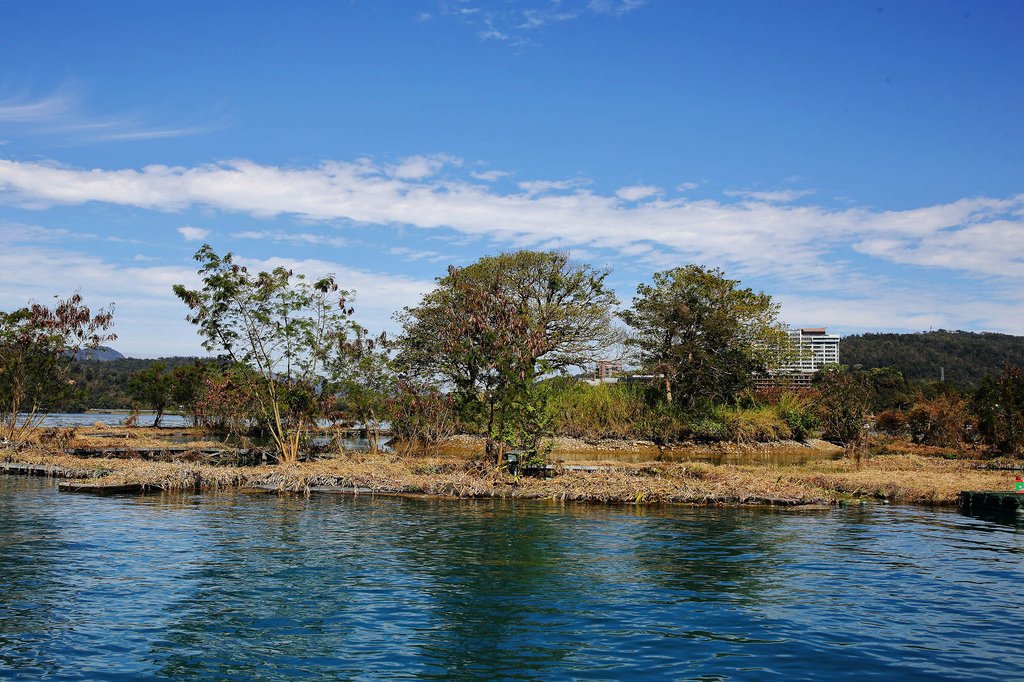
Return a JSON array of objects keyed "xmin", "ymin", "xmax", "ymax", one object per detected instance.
[{"xmin": 1, "ymin": 476, "xmax": 1022, "ymax": 680}]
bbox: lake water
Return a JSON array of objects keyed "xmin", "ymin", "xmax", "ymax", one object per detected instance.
[
  {"xmin": 35, "ymin": 412, "xmax": 190, "ymax": 428},
  {"xmin": 1, "ymin": 475, "xmax": 1021, "ymax": 680}
]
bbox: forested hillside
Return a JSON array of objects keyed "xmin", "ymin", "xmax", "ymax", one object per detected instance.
[
  {"xmin": 840, "ymin": 331, "xmax": 1024, "ymax": 386},
  {"xmin": 57, "ymin": 356, "xmax": 204, "ymax": 411}
]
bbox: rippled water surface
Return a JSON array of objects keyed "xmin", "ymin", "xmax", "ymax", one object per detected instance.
[
  {"xmin": 1, "ymin": 475, "xmax": 1021, "ymax": 680},
  {"xmin": 34, "ymin": 412, "xmax": 190, "ymax": 428}
]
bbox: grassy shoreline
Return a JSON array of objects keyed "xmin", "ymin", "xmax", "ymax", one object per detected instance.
[{"xmin": 3, "ymin": 428, "xmax": 1020, "ymax": 507}]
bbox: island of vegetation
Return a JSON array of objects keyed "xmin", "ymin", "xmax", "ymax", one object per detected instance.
[{"xmin": 2, "ymin": 247, "xmax": 1023, "ymax": 507}]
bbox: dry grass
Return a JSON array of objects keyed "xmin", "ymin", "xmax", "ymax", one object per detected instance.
[
  {"xmin": 784, "ymin": 454, "xmax": 1013, "ymax": 504},
  {"xmin": 6, "ymin": 430, "xmax": 1022, "ymax": 506}
]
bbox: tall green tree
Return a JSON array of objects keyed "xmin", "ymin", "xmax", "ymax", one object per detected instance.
[
  {"xmin": 324, "ymin": 328, "xmax": 393, "ymax": 453},
  {"xmin": 171, "ymin": 361, "xmax": 214, "ymax": 426},
  {"xmin": 974, "ymin": 365, "xmax": 1024, "ymax": 455},
  {"xmin": 618, "ymin": 265, "xmax": 788, "ymax": 406},
  {"xmin": 128, "ymin": 361, "xmax": 173, "ymax": 427},
  {"xmin": 396, "ymin": 251, "xmax": 618, "ymax": 462},
  {"xmin": 0, "ymin": 295, "xmax": 115, "ymax": 443},
  {"xmin": 173, "ymin": 245, "xmax": 360, "ymax": 463},
  {"xmin": 814, "ymin": 366, "xmax": 873, "ymax": 457}
]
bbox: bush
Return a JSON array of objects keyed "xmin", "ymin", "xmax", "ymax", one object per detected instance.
[
  {"xmin": 974, "ymin": 365, "xmax": 1024, "ymax": 455},
  {"xmin": 388, "ymin": 381, "xmax": 457, "ymax": 455},
  {"xmin": 774, "ymin": 392, "xmax": 819, "ymax": 441},
  {"xmin": 544, "ymin": 380, "xmax": 649, "ymax": 440},
  {"xmin": 687, "ymin": 415, "xmax": 727, "ymax": 442},
  {"xmin": 907, "ymin": 395, "xmax": 973, "ymax": 447},
  {"xmin": 730, "ymin": 406, "xmax": 792, "ymax": 443},
  {"xmin": 875, "ymin": 409, "xmax": 909, "ymax": 436}
]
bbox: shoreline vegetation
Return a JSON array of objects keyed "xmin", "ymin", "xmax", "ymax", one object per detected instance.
[
  {"xmin": 3, "ymin": 425, "xmax": 1020, "ymax": 507},
  {"xmin": 4, "ymin": 249, "xmax": 1023, "ymax": 511}
]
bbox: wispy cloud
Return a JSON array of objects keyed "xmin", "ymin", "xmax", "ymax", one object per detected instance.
[
  {"xmin": 615, "ymin": 184, "xmax": 660, "ymax": 201},
  {"xmin": 588, "ymin": 0, "xmax": 647, "ymax": 16},
  {"xmin": 232, "ymin": 229, "xmax": 348, "ymax": 248},
  {"xmin": 0, "ymin": 89, "xmax": 74, "ymax": 122},
  {"xmin": 432, "ymin": 0, "xmax": 647, "ymax": 46},
  {"xmin": 471, "ymin": 169, "xmax": 513, "ymax": 181},
  {"xmin": 4, "ymin": 221, "xmax": 79, "ymax": 242},
  {"xmin": 387, "ymin": 246, "xmax": 450, "ymax": 263},
  {"xmin": 0, "ymin": 83, "xmax": 224, "ymax": 144},
  {"xmin": 724, "ymin": 188, "xmax": 815, "ymax": 203}
]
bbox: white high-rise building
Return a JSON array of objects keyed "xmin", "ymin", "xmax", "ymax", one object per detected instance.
[
  {"xmin": 784, "ymin": 327, "xmax": 840, "ymax": 373},
  {"xmin": 755, "ymin": 327, "xmax": 840, "ymax": 388}
]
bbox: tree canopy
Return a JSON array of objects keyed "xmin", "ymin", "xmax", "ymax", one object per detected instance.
[
  {"xmin": 619, "ymin": 265, "xmax": 788, "ymax": 406},
  {"xmin": 0, "ymin": 294, "xmax": 115, "ymax": 442},
  {"xmin": 840, "ymin": 330, "xmax": 1024, "ymax": 386},
  {"xmin": 395, "ymin": 250, "xmax": 619, "ymax": 460},
  {"xmin": 173, "ymin": 245, "xmax": 360, "ymax": 462}
]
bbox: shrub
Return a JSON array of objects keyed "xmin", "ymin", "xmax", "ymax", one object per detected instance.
[
  {"xmin": 702, "ymin": 404, "xmax": 792, "ymax": 444},
  {"xmin": 973, "ymin": 365, "xmax": 1024, "ymax": 455},
  {"xmin": 875, "ymin": 409, "xmax": 908, "ymax": 436},
  {"xmin": 907, "ymin": 395, "xmax": 973, "ymax": 447},
  {"xmin": 388, "ymin": 381, "xmax": 457, "ymax": 455},
  {"xmin": 774, "ymin": 391, "xmax": 819, "ymax": 441},
  {"xmin": 814, "ymin": 366, "xmax": 872, "ymax": 456},
  {"xmin": 687, "ymin": 415, "xmax": 728, "ymax": 442},
  {"xmin": 544, "ymin": 380, "xmax": 648, "ymax": 440}
]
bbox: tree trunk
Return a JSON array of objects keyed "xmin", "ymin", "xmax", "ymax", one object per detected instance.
[{"xmin": 368, "ymin": 409, "xmax": 380, "ymax": 454}]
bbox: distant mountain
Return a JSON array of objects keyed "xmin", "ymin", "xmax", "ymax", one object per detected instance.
[
  {"xmin": 840, "ymin": 330, "xmax": 1024, "ymax": 386},
  {"xmin": 73, "ymin": 346, "xmax": 125, "ymax": 362}
]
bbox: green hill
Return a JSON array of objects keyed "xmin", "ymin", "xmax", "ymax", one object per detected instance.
[
  {"xmin": 57, "ymin": 356, "xmax": 205, "ymax": 411},
  {"xmin": 840, "ymin": 330, "xmax": 1024, "ymax": 386}
]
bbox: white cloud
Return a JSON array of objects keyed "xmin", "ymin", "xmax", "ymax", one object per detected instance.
[
  {"xmin": 387, "ymin": 246, "xmax": 449, "ymax": 263},
  {"xmin": 724, "ymin": 188, "xmax": 815, "ymax": 203},
  {"xmin": 0, "ymin": 84, "xmax": 222, "ymax": 143},
  {"xmin": 177, "ymin": 226, "xmax": 210, "ymax": 241},
  {"xmin": 854, "ymin": 219, "xmax": 1024, "ymax": 278},
  {"xmin": 0, "ymin": 90, "xmax": 74, "ymax": 122},
  {"xmin": 779, "ymin": 289, "xmax": 1024, "ymax": 337},
  {"xmin": 1, "ymin": 220, "xmax": 90, "ymax": 241},
  {"xmin": 471, "ymin": 169, "xmax": 512, "ymax": 181},
  {"xmin": 675, "ymin": 182, "xmax": 699, "ymax": 192},
  {"xmin": 1, "ymin": 156, "xmax": 1022, "ymax": 285},
  {"xmin": 615, "ymin": 184, "xmax": 659, "ymax": 201},
  {"xmin": 233, "ymin": 255, "xmax": 436, "ymax": 334},
  {"xmin": 231, "ymin": 230, "xmax": 348, "ymax": 248},
  {"xmin": 387, "ymin": 154, "xmax": 459, "ymax": 179},
  {"xmin": 588, "ymin": 0, "xmax": 647, "ymax": 16},
  {"xmin": 0, "ymin": 245, "xmax": 201, "ymax": 357},
  {"xmin": 0, "ymin": 244, "xmax": 436, "ymax": 356},
  {"xmin": 517, "ymin": 178, "xmax": 584, "ymax": 194}
]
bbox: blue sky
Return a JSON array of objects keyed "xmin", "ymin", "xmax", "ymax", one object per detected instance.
[{"xmin": 1, "ymin": 0, "xmax": 1022, "ymax": 357}]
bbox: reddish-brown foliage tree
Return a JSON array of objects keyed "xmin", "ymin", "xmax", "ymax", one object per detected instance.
[{"xmin": 0, "ymin": 294, "xmax": 115, "ymax": 443}]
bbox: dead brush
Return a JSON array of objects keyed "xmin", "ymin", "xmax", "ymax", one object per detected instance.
[
  {"xmin": 36, "ymin": 427, "xmax": 78, "ymax": 454},
  {"xmin": 7, "ymin": 436, "xmax": 1021, "ymax": 506}
]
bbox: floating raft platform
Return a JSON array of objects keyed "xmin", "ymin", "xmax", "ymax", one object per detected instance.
[
  {"xmin": 958, "ymin": 490, "xmax": 1024, "ymax": 514},
  {"xmin": 65, "ymin": 447, "xmax": 228, "ymax": 457},
  {"xmin": 57, "ymin": 480, "xmax": 146, "ymax": 495},
  {"xmin": 1, "ymin": 462, "xmax": 61, "ymax": 476},
  {"xmin": 1, "ymin": 461, "xmax": 97, "ymax": 478}
]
